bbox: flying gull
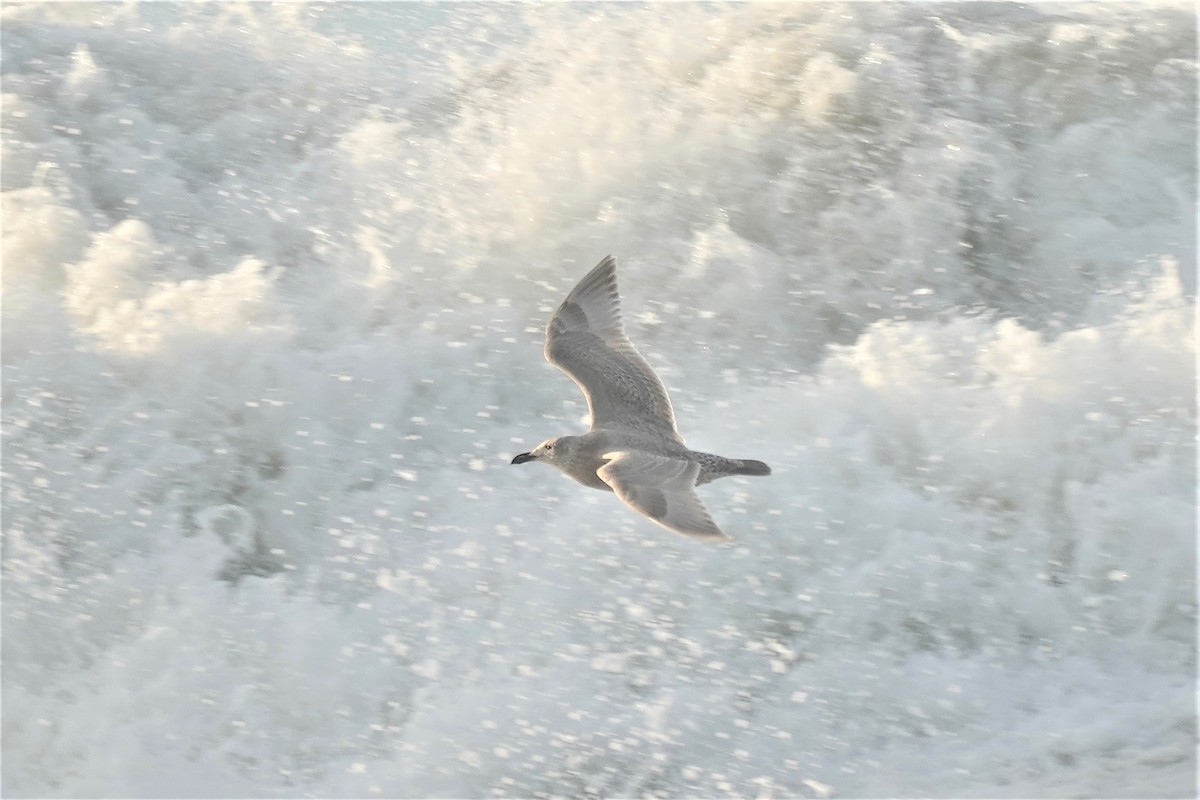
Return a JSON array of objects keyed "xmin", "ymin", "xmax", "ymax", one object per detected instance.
[{"xmin": 511, "ymin": 255, "xmax": 771, "ymax": 541}]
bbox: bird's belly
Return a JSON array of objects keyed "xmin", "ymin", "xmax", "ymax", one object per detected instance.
[{"xmin": 573, "ymin": 467, "xmax": 613, "ymax": 491}]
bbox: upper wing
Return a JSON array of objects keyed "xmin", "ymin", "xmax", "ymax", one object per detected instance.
[
  {"xmin": 597, "ymin": 451, "xmax": 729, "ymax": 541},
  {"xmin": 545, "ymin": 256, "xmax": 682, "ymax": 441}
]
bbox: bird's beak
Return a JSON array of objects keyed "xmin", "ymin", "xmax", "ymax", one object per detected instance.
[{"xmin": 511, "ymin": 452, "xmax": 536, "ymax": 465}]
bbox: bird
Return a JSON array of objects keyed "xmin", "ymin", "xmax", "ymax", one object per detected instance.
[{"xmin": 510, "ymin": 255, "xmax": 771, "ymax": 541}]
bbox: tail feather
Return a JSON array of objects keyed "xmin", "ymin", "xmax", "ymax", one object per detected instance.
[
  {"xmin": 735, "ymin": 459, "xmax": 771, "ymax": 477},
  {"xmin": 694, "ymin": 452, "xmax": 772, "ymax": 485}
]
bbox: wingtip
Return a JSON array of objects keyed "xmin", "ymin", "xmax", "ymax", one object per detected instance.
[
  {"xmin": 678, "ymin": 528, "xmax": 733, "ymax": 543},
  {"xmin": 591, "ymin": 254, "xmax": 617, "ymax": 283},
  {"xmin": 663, "ymin": 517, "xmax": 732, "ymax": 543},
  {"xmin": 571, "ymin": 255, "xmax": 618, "ymax": 290}
]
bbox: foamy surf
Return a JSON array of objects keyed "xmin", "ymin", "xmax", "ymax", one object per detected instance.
[{"xmin": 2, "ymin": 3, "xmax": 1194, "ymax": 797}]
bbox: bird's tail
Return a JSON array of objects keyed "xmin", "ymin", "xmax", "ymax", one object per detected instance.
[
  {"xmin": 733, "ymin": 459, "xmax": 771, "ymax": 477},
  {"xmin": 694, "ymin": 453, "xmax": 772, "ymax": 485}
]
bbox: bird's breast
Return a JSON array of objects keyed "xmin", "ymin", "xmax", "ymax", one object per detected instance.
[
  {"xmin": 576, "ymin": 469, "xmax": 614, "ymax": 491},
  {"xmin": 560, "ymin": 439, "xmax": 616, "ymax": 492}
]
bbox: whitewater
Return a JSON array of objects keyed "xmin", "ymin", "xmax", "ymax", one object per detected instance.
[{"xmin": 1, "ymin": 2, "xmax": 1195, "ymax": 797}]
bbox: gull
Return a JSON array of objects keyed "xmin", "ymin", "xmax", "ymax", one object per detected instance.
[{"xmin": 511, "ymin": 256, "xmax": 771, "ymax": 541}]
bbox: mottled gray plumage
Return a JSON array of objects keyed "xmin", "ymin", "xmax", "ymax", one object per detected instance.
[{"xmin": 511, "ymin": 256, "xmax": 771, "ymax": 541}]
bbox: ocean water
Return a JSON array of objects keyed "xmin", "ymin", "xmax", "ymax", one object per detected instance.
[{"xmin": 2, "ymin": 2, "xmax": 1196, "ymax": 797}]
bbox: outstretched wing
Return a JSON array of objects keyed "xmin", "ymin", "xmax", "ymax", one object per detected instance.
[
  {"xmin": 597, "ymin": 451, "xmax": 728, "ymax": 541},
  {"xmin": 545, "ymin": 256, "xmax": 682, "ymax": 441}
]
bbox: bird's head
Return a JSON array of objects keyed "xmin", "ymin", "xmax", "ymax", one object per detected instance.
[{"xmin": 510, "ymin": 436, "xmax": 569, "ymax": 467}]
